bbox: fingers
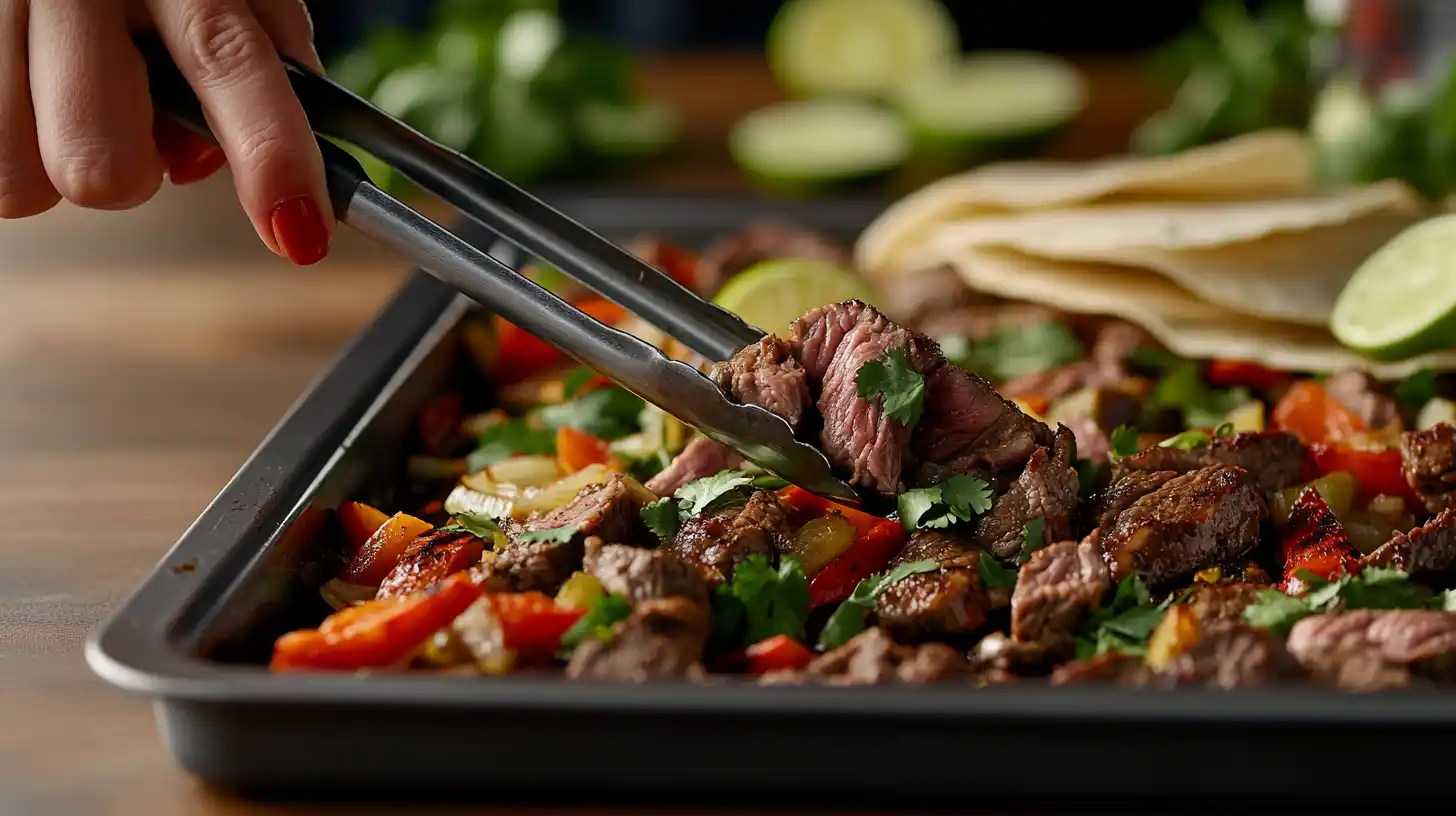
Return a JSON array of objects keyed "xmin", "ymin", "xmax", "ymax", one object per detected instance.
[
  {"xmin": 147, "ymin": 0, "xmax": 331, "ymax": 265},
  {"xmin": 248, "ymin": 0, "xmax": 322, "ymax": 71},
  {"xmin": 154, "ymin": 117, "xmax": 228, "ymax": 186},
  {"xmin": 0, "ymin": 0, "xmax": 58, "ymax": 218},
  {"xmin": 28, "ymin": 0, "xmax": 164, "ymax": 210}
]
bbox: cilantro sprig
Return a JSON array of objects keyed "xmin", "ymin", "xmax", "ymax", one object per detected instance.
[
  {"xmin": 537, "ymin": 386, "xmax": 646, "ymax": 440},
  {"xmin": 1074, "ymin": 575, "xmax": 1165, "ymax": 659},
  {"xmin": 1019, "ymin": 516, "xmax": 1047, "ymax": 563},
  {"xmin": 896, "ymin": 475, "xmax": 993, "ymax": 532},
  {"xmin": 557, "ymin": 594, "xmax": 633, "ymax": 656},
  {"xmin": 1109, "ymin": 425, "xmax": 1141, "ymax": 459},
  {"xmin": 440, "ymin": 511, "xmax": 507, "ymax": 548},
  {"xmin": 639, "ymin": 469, "xmax": 756, "ymax": 542},
  {"xmin": 517, "ymin": 523, "xmax": 581, "ymax": 545},
  {"xmin": 818, "ymin": 559, "xmax": 939, "ymax": 650},
  {"xmin": 711, "ymin": 555, "xmax": 812, "ymax": 646},
  {"xmin": 978, "ymin": 551, "xmax": 1018, "ymax": 591},
  {"xmin": 1242, "ymin": 567, "xmax": 1442, "ymax": 637},
  {"xmin": 1157, "ymin": 421, "xmax": 1234, "ymax": 452},
  {"xmin": 856, "ymin": 348, "xmax": 926, "ymax": 429},
  {"xmin": 466, "ymin": 418, "xmax": 556, "ymax": 472}
]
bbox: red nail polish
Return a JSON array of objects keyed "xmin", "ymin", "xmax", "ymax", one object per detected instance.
[
  {"xmin": 269, "ymin": 194, "xmax": 330, "ymax": 266},
  {"xmin": 167, "ymin": 146, "xmax": 227, "ymax": 185}
]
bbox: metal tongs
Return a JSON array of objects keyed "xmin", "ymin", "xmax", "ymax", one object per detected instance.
[{"xmin": 134, "ymin": 37, "xmax": 858, "ymax": 504}]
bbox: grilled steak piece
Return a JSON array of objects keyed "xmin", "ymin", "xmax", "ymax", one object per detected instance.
[
  {"xmin": 376, "ymin": 528, "xmax": 486, "ymax": 599},
  {"xmin": 814, "ymin": 307, "xmax": 926, "ymax": 494},
  {"xmin": 1286, "ymin": 610, "xmax": 1456, "ymax": 691},
  {"xmin": 759, "ymin": 627, "xmax": 969, "ymax": 686},
  {"xmin": 1112, "ymin": 431, "xmax": 1306, "ymax": 493},
  {"xmin": 1324, "ymin": 369, "xmax": 1400, "ymax": 430},
  {"xmin": 1185, "ymin": 583, "xmax": 1263, "ymax": 627},
  {"xmin": 664, "ymin": 489, "xmax": 791, "ymax": 583},
  {"xmin": 975, "ymin": 425, "xmax": 1080, "ymax": 562},
  {"xmin": 1148, "ymin": 622, "xmax": 1301, "ymax": 689},
  {"xmin": 566, "ymin": 597, "xmax": 711, "ymax": 682},
  {"xmin": 694, "ymin": 221, "xmax": 852, "ymax": 298},
  {"xmin": 644, "ymin": 436, "xmax": 744, "ymax": 497},
  {"xmin": 1084, "ymin": 470, "xmax": 1180, "ymax": 541},
  {"xmin": 583, "ymin": 538, "xmax": 709, "ymax": 606},
  {"xmin": 1010, "ymin": 538, "xmax": 1109, "ymax": 655},
  {"xmin": 708, "ymin": 335, "xmax": 810, "ymax": 428},
  {"xmin": 1403, "ymin": 424, "xmax": 1456, "ymax": 514},
  {"xmin": 1050, "ymin": 652, "xmax": 1146, "ymax": 686},
  {"xmin": 1361, "ymin": 508, "xmax": 1456, "ymax": 579},
  {"xmin": 483, "ymin": 474, "xmax": 646, "ymax": 593},
  {"xmin": 908, "ymin": 358, "xmax": 1053, "ymax": 489},
  {"xmin": 1100, "ymin": 465, "xmax": 1267, "ymax": 590},
  {"xmin": 876, "ymin": 530, "xmax": 989, "ymax": 639}
]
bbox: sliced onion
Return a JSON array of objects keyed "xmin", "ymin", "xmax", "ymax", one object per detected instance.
[
  {"xmin": 487, "ymin": 454, "xmax": 562, "ymax": 489},
  {"xmin": 319, "ymin": 578, "xmax": 378, "ymax": 611}
]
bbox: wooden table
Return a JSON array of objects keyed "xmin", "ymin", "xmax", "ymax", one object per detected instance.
[{"xmin": 0, "ymin": 54, "xmax": 1158, "ymax": 814}]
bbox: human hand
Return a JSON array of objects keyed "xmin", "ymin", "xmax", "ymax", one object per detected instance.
[{"xmin": 1, "ymin": 0, "xmax": 333, "ymax": 264}]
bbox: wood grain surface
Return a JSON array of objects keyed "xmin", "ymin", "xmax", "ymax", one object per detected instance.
[{"xmin": 0, "ymin": 53, "xmax": 1159, "ymax": 815}]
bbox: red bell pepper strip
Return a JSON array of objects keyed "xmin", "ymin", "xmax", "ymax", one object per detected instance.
[
  {"xmin": 376, "ymin": 528, "xmax": 487, "ymax": 600},
  {"xmin": 779, "ymin": 486, "xmax": 881, "ymax": 539},
  {"xmin": 556, "ymin": 425, "xmax": 612, "ymax": 472},
  {"xmin": 271, "ymin": 573, "xmax": 481, "ymax": 672},
  {"xmin": 1278, "ymin": 488, "xmax": 1361, "ymax": 595},
  {"xmin": 1207, "ymin": 359, "xmax": 1287, "ymax": 391},
  {"xmin": 494, "ymin": 298, "xmax": 627, "ymax": 385},
  {"xmin": 486, "ymin": 592, "xmax": 586, "ymax": 663},
  {"xmin": 1308, "ymin": 442, "xmax": 1421, "ymax": 507},
  {"xmin": 336, "ymin": 501, "xmax": 391, "ymax": 554},
  {"xmin": 338, "ymin": 511, "xmax": 434, "ymax": 587},
  {"xmin": 1272, "ymin": 380, "xmax": 1369, "ymax": 446},
  {"xmin": 808, "ymin": 518, "xmax": 906, "ymax": 608},
  {"xmin": 742, "ymin": 635, "xmax": 816, "ymax": 675}
]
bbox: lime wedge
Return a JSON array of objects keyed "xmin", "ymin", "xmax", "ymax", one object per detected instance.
[
  {"xmin": 713, "ymin": 258, "xmax": 877, "ymax": 335},
  {"xmin": 1331, "ymin": 214, "xmax": 1456, "ymax": 360}
]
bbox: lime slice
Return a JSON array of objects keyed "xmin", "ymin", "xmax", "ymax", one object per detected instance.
[
  {"xmin": 729, "ymin": 100, "xmax": 911, "ymax": 194},
  {"xmin": 767, "ymin": 0, "xmax": 959, "ymax": 99},
  {"xmin": 1331, "ymin": 214, "xmax": 1456, "ymax": 360},
  {"xmin": 712, "ymin": 258, "xmax": 877, "ymax": 335}
]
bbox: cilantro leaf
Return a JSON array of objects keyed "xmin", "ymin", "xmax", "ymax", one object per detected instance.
[
  {"xmin": 1241, "ymin": 588, "xmax": 1316, "ymax": 637},
  {"xmin": 816, "ymin": 559, "xmax": 940, "ymax": 650},
  {"xmin": 856, "ymin": 348, "xmax": 926, "ymax": 429},
  {"xmin": 1395, "ymin": 369, "xmax": 1438, "ymax": 409},
  {"xmin": 1158, "ymin": 428, "xmax": 1213, "ymax": 451},
  {"xmin": 1214, "ymin": 421, "xmax": 1235, "ymax": 437},
  {"xmin": 1242, "ymin": 567, "xmax": 1437, "ymax": 637},
  {"xmin": 443, "ymin": 511, "xmax": 506, "ymax": 547},
  {"xmin": 941, "ymin": 322, "xmax": 1084, "ymax": 382},
  {"xmin": 750, "ymin": 475, "xmax": 790, "ymax": 490},
  {"xmin": 1128, "ymin": 346, "xmax": 1183, "ymax": 374},
  {"xmin": 517, "ymin": 523, "xmax": 580, "ymax": 544},
  {"xmin": 978, "ymin": 551, "xmax": 1019, "ymax": 590},
  {"xmin": 733, "ymin": 555, "xmax": 811, "ymax": 644},
  {"xmin": 1075, "ymin": 575, "xmax": 1159, "ymax": 658},
  {"xmin": 709, "ymin": 583, "xmax": 747, "ymax": 648},
  {"xmin": 557, "ymin": 594, "xmax": 632, "ymax": 655},
  {"xmin": 467, "ymin": 418, "xmax": 556, "ymax": 471},
  {"xmin": 674, "ymin": 470, "xmax": 754, "ymax": 517},
  {"xmin": 1019, "ymin": 516, "xmax": 1047, "ymax": 563},
  {"xmin": 896, "ymin": 476, "xmax": 993, "ymax": 531},
  {"xmin": 538, "ymin": 387, "xmax": 646, "ymax": 440},
  {"xmin": 1109, "ymin": 425, "xmax": 1141, "ymax": 458},
  {"xmin": 640, "ymin": 498, "xmax": 680, "ymax": 541}
]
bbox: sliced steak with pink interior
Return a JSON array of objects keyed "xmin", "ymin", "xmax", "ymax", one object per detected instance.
[
  {"xmin": 1010, "ymin": 538, "xmax": 1109, "ymax": 656},
  {"xmin": 907, "ymin": 359, "xmax": 1053, "ymax": 489},
  {"xmin": 1099, "ymin": 465, "xmax": 1266, "ymax": 591},
  {"xmin": 1112, "ymin": 431, "xmax": 1306, "ymax": 493},
  {"xmin": 758, "ymin": 627, "xmax": 970, "ymax": 686},
  {"xmin": 975, "ymin": 424, "xmax": 1080, "ymax": 562},
  {"xmin": 1361, "ymin": 508, "xmax": 1456, "ymax": 579},
  {"xmin": 483, "ymin": 474, "xmax": 647, "ymax": 593},
  {"xmin": 1286, "ymin": 610, "xmax": 1456, "ymax": 691},
  {"xmin": 1403, "ymin": 424, "xmax": 1456, "ymax": 514},
  {"xmin": 708, "ymin": 335, "xmax": 810, "ymax": 429},
  {"xmin": 644, "ymin": 436, "xmax": 744, "ymax": 497}
]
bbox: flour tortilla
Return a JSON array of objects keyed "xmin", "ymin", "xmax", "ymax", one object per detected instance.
[
  {"xmin": 856, "ymin": 130, "xmax": 1313, "ymax": 275},
  {"xmin": 949, "ymin": 246, "xmax": 1456, "ymax": 379}
]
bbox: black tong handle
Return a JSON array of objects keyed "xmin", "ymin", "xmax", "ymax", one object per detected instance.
[{"xmin": 133, "ymin": 34, "xmax": 761, "ymax": 362}]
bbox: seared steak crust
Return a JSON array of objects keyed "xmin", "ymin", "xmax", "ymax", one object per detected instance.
[
  {"xmin": 565, "ymin": 597, "xmax": 711, "ymax": 681},
  {"xmin": 483, "ymin": 474, "xmax": 647, "ymax": 593},
  {"xmin": 1403, "ymin": 424, "xmax": 1456, "ymax": 514},
  {"xmin": 664, "ymin": 490, "xmax": 790, "ymax": 583},
  {"xmin": 975, "ymin": 424, "xmax": 1080, "ymax": 562},
  {"xmin": 1361, "ymin": 508, "xmax": 1456, "ymax": 579},
  {"xmin": 583, "ymin": 538, "xmax": 709, "ymax": 606},
  {"xmin": 876, "ymin": 530, "xmax": 988, "ymax": 640},
  {"xmin": 1112, "ymin": 431, "xmax": 1306, "ymax": 493}
]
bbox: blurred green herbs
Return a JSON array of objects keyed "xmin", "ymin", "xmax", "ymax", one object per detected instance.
[{"xmin": 331, "ymin": 0, "xmax": 677, "ymax": 191}]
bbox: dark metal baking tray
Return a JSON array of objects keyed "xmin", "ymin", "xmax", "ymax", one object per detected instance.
[{"xmin": 87, "ymin": 192, "xmax": 1456, "ymax": 803}]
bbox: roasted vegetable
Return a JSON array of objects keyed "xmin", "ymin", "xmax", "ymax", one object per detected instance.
[
  {"xmin": 338, "ymin": 512, "xmax": 434, "ymax": 587},
  {"xmin": 1278, "ymin": 488, "xmax": 1360, "ymax": 595}
]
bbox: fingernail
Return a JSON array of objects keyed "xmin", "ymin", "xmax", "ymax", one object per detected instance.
[
  {"xmin": 167, "ymin": 146, "xmax": 227, "ymax": 185},
  {"xmin": 270, "ymin": 194, "xmax": 330, "ymax": 266}
]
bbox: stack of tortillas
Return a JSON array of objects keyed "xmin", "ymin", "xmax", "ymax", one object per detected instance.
[{"xmin": 855, "ymin": 129, "xmax": 1456, "ymax": 378}]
